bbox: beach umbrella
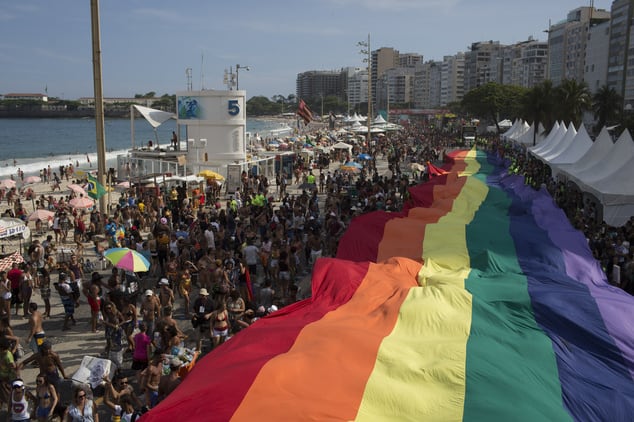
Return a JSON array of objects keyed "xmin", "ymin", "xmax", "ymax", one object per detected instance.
[
  {"xmin": 339, "ymin": 164, "xmax": 360, "ymax": 173},
  {"xmin": 28, "ymin": 209, "xmax": 55, "ymax": 222},
  {"xmin": 357, "ymin": 153, "xmax": 372, "ymax": 161},
  {"xmin": 69, "ymin": 197, "xmax": 94, "ymax": 209},
  {"xmin": 198, "ymin": 170, "xmax": 225, "ymax": 181},
  {"xmin": 23, "ymin": 176, "xmax": 41, "ymax": 184},
  {"xmin": 67, "ymin": 184, "xmax": 87, "ymax": 195},
  {"xmin": 298, "ymin": 182, "xmax": 317, "ymax": 191},
  {"xmin": 104, "ymin": 247, "xmax": 150, "ymax": 272},
  {"xmin": 0, "ymin": 251, "xmax": 24, "ymax": 272},
  {"xmin": 342, "ymin": 161, "xmax": 363, "ymax": 169},
  {"xmin": 0, "ymin": 179, "xmax": 16, "ymax": 189},
  {"xmin": 115, "ymin": 181, "xmax": 131, "ymax": 190}
]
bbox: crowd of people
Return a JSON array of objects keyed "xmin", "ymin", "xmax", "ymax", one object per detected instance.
[{"xmin": 0, "ymin": 122, "xmax": 632, "ymax": 420}]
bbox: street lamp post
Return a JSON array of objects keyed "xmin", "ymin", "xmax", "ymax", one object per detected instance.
[
  {"xmin": 236, "ymin": 64, "xmax": 250, "ymax": 90},
  {"xmin": 358, "ymin": 34, "xmax": 372, "ymax": 144}
]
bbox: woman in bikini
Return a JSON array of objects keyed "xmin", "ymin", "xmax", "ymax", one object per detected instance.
[
  {"xmin": 211, "ymin": 300, "xmax": 229, "ymax": 349},
  {"xmin": 35, "ymin": 372, "xmax": 58, "ymax": 422}
]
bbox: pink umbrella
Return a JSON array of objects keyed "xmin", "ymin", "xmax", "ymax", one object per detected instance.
[
  {"xmin": 28, "ymin": 209, "xmax": 55, "ymax": 222},
  {"xmin": 69, "ymin": 197, "xmax": 94, "ymax": 209},
  {"xmin": 0, "ymin": 179, "xmax": 16, "ymax": 189},
  {"xmin": 24, "ymin": 175, "xmax": 41, "ymax": 184},
  {"xmin": 67, "ymin": 183, "xmax": 87, "ymax": 195}
]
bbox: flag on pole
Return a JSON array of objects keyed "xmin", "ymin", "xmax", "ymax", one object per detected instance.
[
  {"xmin": 297, "ymin": 99, "xmax": 313, "ymax": 125},
  {"xmin": 86, "ymin": 173, "xmax": 107, "ymax": 200}
]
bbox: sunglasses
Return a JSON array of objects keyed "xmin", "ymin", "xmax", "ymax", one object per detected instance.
[
  {"xmin": 120, "ymin": 381, "xmax": 128, "ymax": 385},
  {"xmin": 77, "ymin": 394, "xmax": 86, "ymax": 399},
  {"xmin": 12, "ymin": 385, "xmax": 23, "ymax": 389}
]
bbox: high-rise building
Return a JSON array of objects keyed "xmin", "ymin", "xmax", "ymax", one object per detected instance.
[
  {"xmin": 607, "ymin": 0, "xmax": 634, "ymax": 108},
  {"xmin": 413, "ymin": 60, "xmax": 442, "ymax": 108},
  {"xmin": 463, "ymin": 41, "xmax": 504, "ymax": 93},
  {"xmin": 295, "ymin": 70, "xmax": 346, "ymax": 103},
  {"xmin": 440, "ymin": 53, "xmax": 465, "ymax": 106},
  {"xmin": 547, "ymin": 6, "xmax": 611, "ymax": 86},
  {"xmin": 500, "ymin": 38, "xmax": 548, "ymax": 88},
  {"xmin": 344, "ymin": 67, "xmax": 368, "ymax": 113},
  {"xmin": 585, "ymin": 19, "xmax": 611, "ymax": 94},
  {"xmin": 371, "ymin": 47, "xmax": 400, "ymax": 109}
]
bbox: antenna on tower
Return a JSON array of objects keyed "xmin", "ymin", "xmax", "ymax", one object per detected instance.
[
  {"xmin": 185, "ymin": 68, "xmax": 192, "ymax": 91},
  {"xmin": 200, "ymin": 52, "xmax": 205, "ymax": 90}
]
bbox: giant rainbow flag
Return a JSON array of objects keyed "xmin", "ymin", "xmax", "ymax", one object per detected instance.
[{"xmin": 143, "ymin": 149, "xmax": 634, "ymax": 421}]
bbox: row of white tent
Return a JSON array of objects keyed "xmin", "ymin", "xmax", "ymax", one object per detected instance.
[{"xmin": 502, "ymin": 119, "xmax": 634, "ymax": 227}]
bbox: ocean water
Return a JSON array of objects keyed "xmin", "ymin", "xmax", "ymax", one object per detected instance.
[{"xmin": 0, "ymin": 117, "xmax": 290, "ymax": 178}]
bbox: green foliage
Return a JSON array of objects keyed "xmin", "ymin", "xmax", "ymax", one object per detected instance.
[
  {"xmin": 555, "ymin": 79, "xmax": 590, "ymax": 127},
  {"xmin": 462, "ymin": 82, "xmax": 526, "ymax": 132},
  {"xmin": 592, "ymin": 85, "xmax": 622, "ymax": 132}
]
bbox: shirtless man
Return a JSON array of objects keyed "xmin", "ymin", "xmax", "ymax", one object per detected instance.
[
  {"xmin": 141, "ymin": 354, "xmax": 163, "ymax": 408},
  {"xmin": 158, "ymin": 359, "xmax": 182, "ymax": 403},
  {"xmin": 140, "ymin": 290, "xmax": 160, "ymax": 339},
  {"xmin": 26, "ymin": 302, "xmax": 46, "ymax": 354},
  {"xmin": 19, "ymin": 341, "xmax": 67, "ymax": 389},
  {"xmin": 158, "ymin": 279, "xmax": 174, "ymax": 311}
]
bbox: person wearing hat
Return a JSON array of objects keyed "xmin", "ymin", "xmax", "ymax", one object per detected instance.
[
  {"xmin": 9, "ymin": 378, "xmax": 35, "ymax": 421},
  {"xmin": 140, "ymin": 289, "xmax": 160, "ymax": 339},
  {"xmin": 192, "ymin": 288, "xmax": 214, "ymax": 352},
  {"xmin": 158, "ymin": 278, "xmax": 174, "ymax": 311}
]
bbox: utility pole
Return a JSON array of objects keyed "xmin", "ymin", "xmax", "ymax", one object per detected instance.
[
  {"xmin": 358, "ymin": 34, "xmax": 372, "ymax": 144},
  {"xmin": 90, "ymin": 0, "xmax": 107, "ymax": 216}
]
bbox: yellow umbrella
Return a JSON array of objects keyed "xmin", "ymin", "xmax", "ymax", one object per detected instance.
[{"xmin": 198, "ymin": 170, "xmax": 225, "ymax": 181}]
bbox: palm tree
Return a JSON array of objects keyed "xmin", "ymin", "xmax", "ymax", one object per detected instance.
[
  {"xmin": 522, "ymin": 80, "xmax": 555, "ymax": 145},
  {"xmin": 555, "ymin": 79, "xmax": 591, "ymax": 127},
  {"xmin": 592, "ymin": 85, "xmax": 622, "ymax": 132}
]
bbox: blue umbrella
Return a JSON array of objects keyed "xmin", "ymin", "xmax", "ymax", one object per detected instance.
[{"xmin": 357, "ymin": 153, "xmax": 372, "ymax": 160}]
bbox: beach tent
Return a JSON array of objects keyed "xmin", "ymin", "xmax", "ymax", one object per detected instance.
[
  {"xmin": 529, "ymin": 121, "xmax": 562, "ymax": 156},
  {"xmin": 514, "ymin": 122, "xmax": 546, "ymax": 145},
  {"xmin": 538, "ymin": 122, "xmax": 577, "ymax": 162},
  {"xmin": 500, "ymin": 119, "xmax": 520, "ymax": 140},
  {"xmin": 556, "ymin": 126, "xmax": 613, "ymax": 180},
  {"xmin": 546, "ymin": 124, "xmax": 593, "ymax": 177},
  {"xmin": 508, "ymin": 120, "xmax": 530, "ymax": 142},
  {"xmin": 332, "ymin": 141, "xmax": 353, "ymax": 152},
  {"xmin": 144, "ymin": 149, "xmax": 634, "ymax": 421},
  {"xmin": 567, "ymin": 129, "xmax": 634, "ymax": 190}
]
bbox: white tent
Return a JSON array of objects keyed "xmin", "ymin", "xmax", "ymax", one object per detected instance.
[
  {"xmin": 532, "ymin": 122, "xmax": 571, "ymax": 158},
  {"xmin": 557, "ymin": 127, "xmax": 614, "ymax": 179},
  {"xmin": 373, "ymin": 115, "xmax": 387, "ymax": 125},
  {"xmin": 513, "ymin": 122, "xmax": 535, "ymax": 144},
  {"xmin": 547, "ymin": 125, "xmax": 593, "ymax": 177},
  {"xmin": 332, "ymin": 141, "xmax": 353, "ymax": 152},
  {"xmin": 530, "ymin": 122, "xmax": 560, "ymax": 154},
  {"xmin": 515, "ymin": 122, "xmax": 546, "ymax": 145},
  {"xmin": 510, "ymin": 121, "xmax": 530, "ymax": 142},
  {"xmin": 539, "ymin": 123, "xmax": 577, "ymax": 162},
  {"xmin": 568, "ymin": 129, "xmax": 634, "ymax": 189},
  {"xmin": 501, "ymin": 119, "xmax": 520, "ymax": 140}
]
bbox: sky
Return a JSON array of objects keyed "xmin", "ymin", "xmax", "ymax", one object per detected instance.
[{"xmin": 0, "ymin": 0, "xmax": 606, "ymax": 101}]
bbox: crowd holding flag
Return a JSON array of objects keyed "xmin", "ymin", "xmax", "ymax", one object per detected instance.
[{"xmin": 297, "ymin": 99, "xmax": 313, "ymax": 125}]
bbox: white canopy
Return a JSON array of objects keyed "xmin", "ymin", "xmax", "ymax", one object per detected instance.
[
  {"xmin": 568, "ymin": 129, "xmax": 634, "ymax": 189},
  {"xmin": 530, "ymin": 122, "xmax": 561, "ymax": 155},
  {"xmin": 539, "ymin": 123, "xmax": 577, "ymax": 162},
  {"xmin": 332, "ymin": 141, "xmax": 353, "ymax": 151},
  {"xmin": 556, "ymin": 127, "xmax": 613, "ymax": 178},
  {"xmin": 509, "ymin": 121, "xmax": 530, "ymax": 141},
  {"xmin": 547, "ymin": 125, "xmax": 593, "ymax": 177},
  {"xmin": 133, "ymin": 105, "xmax": 175, "ymax": 128},
  {"xmin": 373, "ymin": 114, "xmax": 387, "ymax": 124},
  {"xmin": 501, "ymin": 119, "xmax": 520, "ymax": 140}
]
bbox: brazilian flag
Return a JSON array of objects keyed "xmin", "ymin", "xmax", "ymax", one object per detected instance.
[{"xmin": 86, "ymin": 174, "xmax": 107, "ymax": 200}]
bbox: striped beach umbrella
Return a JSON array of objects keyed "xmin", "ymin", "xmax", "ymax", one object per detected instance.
[
  {"xmin": 103, "ymin": 247, "xmax": 150, "ymax": 272},
  {"xmin": 143, "ymin": 149, "xmax": 634, "ymax": 421}
]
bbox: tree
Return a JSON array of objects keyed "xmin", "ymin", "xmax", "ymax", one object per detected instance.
[
  {"xmin": 462, "ymin": 82, "xmax": 526, "ymax": 133},
  {"xmin": 592, "ymin": 85, "xmax": 622, "ymax": 132},
  {"xmin": 555, "ymin": 79, "xmax": 591, "ymax": 127},
  {"xmin": 522, "ymin": 80, "xmax": 556, "ymax": 145}
]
